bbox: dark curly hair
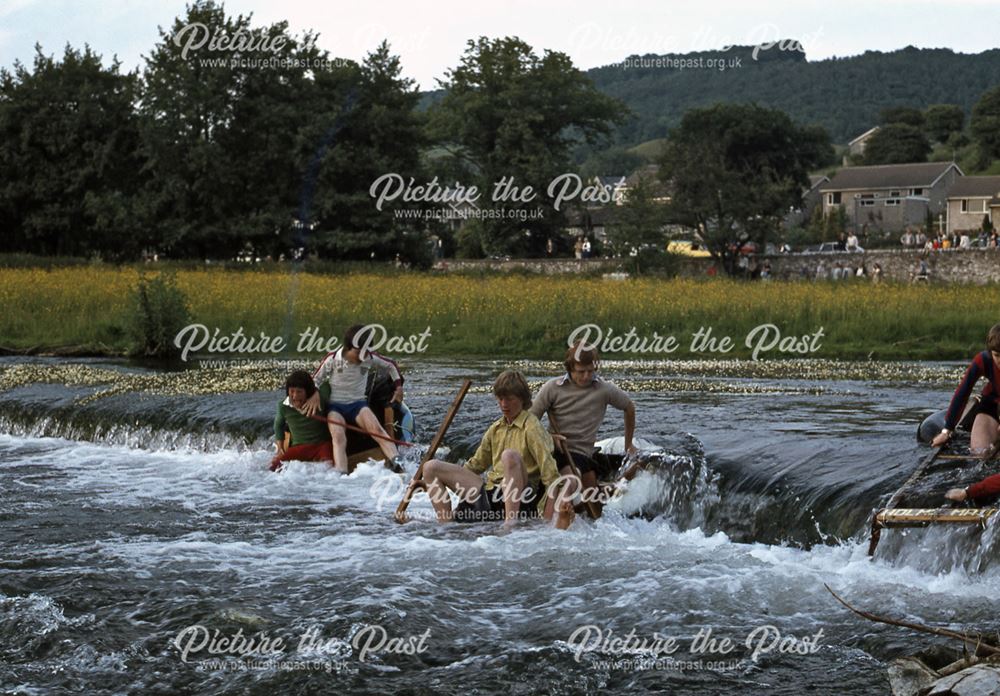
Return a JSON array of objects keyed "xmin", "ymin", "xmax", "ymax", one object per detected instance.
[{"xmin": 284, "ymin": 370, "xmax": 316, "ymax": 397}]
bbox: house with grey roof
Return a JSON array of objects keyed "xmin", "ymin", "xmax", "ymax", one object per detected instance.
[
  {"xmin": 819, "ymin": 162, "xmax": 962, "ymax": 234},
  {"xmin": 946, "ymin": 176, "xmax": 1000, "ymax": 235}
]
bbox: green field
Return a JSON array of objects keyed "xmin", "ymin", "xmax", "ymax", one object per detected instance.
[{"xmin": 0, "ymin": 262, "xmax": 996, "ymax": 361}]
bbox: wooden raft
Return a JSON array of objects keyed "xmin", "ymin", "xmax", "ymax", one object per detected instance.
[{"xmin": 868, "ymin": 439, "xmax": 1000, "ymax": 556}]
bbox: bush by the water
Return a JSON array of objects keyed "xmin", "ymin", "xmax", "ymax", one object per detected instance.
[{"xmin": 126, "ymin": 273, "xmax": 191, "ymax": 358}]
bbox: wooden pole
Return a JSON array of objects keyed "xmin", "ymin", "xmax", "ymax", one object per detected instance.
[
  {"xmin": 394, "ymin": 379, "xmax": 472, "ymax": 524},
  {"xmin": 548, "ymin": 413, "xmax": 602, "ymax": 521},
  {"xmin": 826, "ymin": 584, "xmax": 1000, "ymax": 656},
  {"xmin": 302, "ymin": 411, "xmax": 414, "ymax": 448}
]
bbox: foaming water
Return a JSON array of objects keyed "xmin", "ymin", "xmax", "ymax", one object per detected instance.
[
  {"xmin": 0, "ymin": 412, "xmax": 266, "ymax": 453},
  {"xmin": 2, "ymin": 358, "xmax": 998, "ymax": 693},
  {"xmin": 4, "ymin": 435, "xmax": 997, "ymax": 694}
]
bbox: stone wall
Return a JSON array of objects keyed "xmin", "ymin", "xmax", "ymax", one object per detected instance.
[
  {"xmin": 435, "ymin": 258, "xmax": 621, "ymax": 275},
  {"xmin": 682, "ymin": 249, "xmax": 1000, "ymax": 284},
  {"xmin": 437, "ymin": 249, "xmax": 1000, "ymax": 284}
]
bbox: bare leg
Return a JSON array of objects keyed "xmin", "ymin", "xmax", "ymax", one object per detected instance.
[
  {"xmin": 970, "ymin": 413, "xmax": 1000, "ymax": 455},
  {"xmin": 327, "ymin": 412, "xmax": 349, "ymax": 473},
  {"xmin": 422, "ymin": 459, "xmax": 485, "ymax": 523},
  {"xmin": 500, "ymin": 449, "xmax": 527, "ymax": 526},
  {"xmin": 543, "ymin": 465, "xmax": 579, "ymax": 529},
  {"xmin": 356, "ymin": 407, "xmax": 399, "ymax": 462}
]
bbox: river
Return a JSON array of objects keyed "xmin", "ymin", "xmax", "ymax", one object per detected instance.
[{"xmin": 1, "ymin": 357, "xmax": 998, "ymax": 694}]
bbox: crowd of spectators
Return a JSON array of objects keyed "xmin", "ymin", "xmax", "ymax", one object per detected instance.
[{"xmin": 900, "ymin": 227, "xmax": 1000, "ymax": 251}]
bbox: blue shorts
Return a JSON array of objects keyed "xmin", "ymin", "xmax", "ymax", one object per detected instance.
[{"xmin": 326, "ymin": 400, "xmax": 369, "ymax": 423}]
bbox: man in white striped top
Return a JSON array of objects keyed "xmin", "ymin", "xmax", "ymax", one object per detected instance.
[{"xmin": 303, "ymin": 324, "xmax": 403, "ymax": 473}]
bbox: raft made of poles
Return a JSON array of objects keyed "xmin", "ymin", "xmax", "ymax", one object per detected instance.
[
  {"xmin": 874, "ymin": 507, "xmax": 998, "ymax": 527},
  {"xmin": 868, "ymin": 437, "xmax": 1000, "ymax": 556}
]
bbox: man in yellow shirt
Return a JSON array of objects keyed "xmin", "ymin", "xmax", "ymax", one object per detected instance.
[{"xmin": 422, "ymin": 370, "xmax": 565, "ymax": 526}]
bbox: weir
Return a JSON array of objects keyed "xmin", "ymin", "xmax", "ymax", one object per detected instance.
[{"xmin": 1, "ymin": 356, "xmax": 997, "ymax": 566}]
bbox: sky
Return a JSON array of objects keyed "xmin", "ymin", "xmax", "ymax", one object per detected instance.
[{"xmin": 1, "ymin": 0, "xmax": 998, "ymax": 89}]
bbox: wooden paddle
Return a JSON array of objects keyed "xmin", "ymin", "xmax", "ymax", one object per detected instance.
[
  {"xmin": 394, "ymin": 379, "xmax": 472, "ymax": 524},
  {"xmin": 301, "ymin": 411, "xmax": 415, "ymax": 448},
  {"xmin": 614, "ymin": 454, "xmax": 646, "ymax": 484},
  {"xmin": 548, "ymin": 413, "xmax": 602, "ymax": 521}
]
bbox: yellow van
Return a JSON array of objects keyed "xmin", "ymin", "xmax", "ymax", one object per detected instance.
[{"xmin": 666, "ymin": 240, "xmax": 711, "ymax": 257}]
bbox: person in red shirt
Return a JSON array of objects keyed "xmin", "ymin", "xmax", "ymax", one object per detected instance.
[
  {"xmin": 940, "ymin": 324, "xmax": 1000, "ymax": 503},
  {"xmin": 945, "ymin": 473, "xmax": 1000, "ymax": 504}
]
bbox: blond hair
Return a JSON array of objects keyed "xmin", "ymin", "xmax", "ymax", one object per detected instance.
[{"xmin": 492, "ymin": 370, "xmax": 532, "ymax": 409}]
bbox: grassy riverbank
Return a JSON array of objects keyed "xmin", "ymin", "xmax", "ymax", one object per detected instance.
[{"xmin": 0, "ymin": 265, "xmax": 995, "ymax": 360}]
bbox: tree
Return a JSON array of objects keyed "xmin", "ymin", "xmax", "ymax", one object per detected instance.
[
  {"xmin": 305, "ymin": 41, "xmax": 430, "ymax": 263},
  {"xmin": 138, "ymin": 0, "xmax": 319, "ymax": 259},
  {"xmin": 924, "ymin": 104, "xmax": 964, "ymax": 143},
  {"xmin": 580, "ymin": 147, "xmax": 644, "ymax": 179},
  {"xmin": 863, "ymin": 124, "xmax": 930, "ymax": 164},
  {"xmin": 879, "ymin": 106, "xmax": 924, "ymax": 128},
  {"xmin": 658, "ymin": 102, "xmax": 831, "ymax": 275},
  {"xmin": 605, "ymin": 175, "xmax": 664, "ymax": 272},
  {"xmin": 826, "ymin": 205, "xmax": 848, "ymax": 241},
  {"xmin": 971, "ymin": 86, "xmax": 1000, "ymax": 161},
  {"xmin": 0, "ymin": 44, "xmax": 143, "ymax": 258},
  {"xmin": 431, "ymin": 37, "xmax": 626, "ymax": 256}
]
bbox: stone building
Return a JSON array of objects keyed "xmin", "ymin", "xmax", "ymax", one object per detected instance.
[
  {"xmin": 819, "ymin": 162, "xmax": 962, "ymax": 235},
  {"xmin": 946, "ymin": 175, "xmax": 1000, "ymax": 236}
]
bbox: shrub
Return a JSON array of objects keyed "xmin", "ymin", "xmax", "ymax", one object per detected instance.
[{"xmin": 126, "ymin": 272, "xmax": 191, "ymax": 358}]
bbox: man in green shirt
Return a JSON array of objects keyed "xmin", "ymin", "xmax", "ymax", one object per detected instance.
[
  {"xmin": 270, "ymin": 370, "xmax": 334, "ymax": 472},
  {"xmin": 421, "ymin": 370, "xmax": 569, "ymax": 527}
]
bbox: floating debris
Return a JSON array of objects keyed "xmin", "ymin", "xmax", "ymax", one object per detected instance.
[
  {"xmin": 467, "ymin": 378, "xmax": 853, "ymax": 396},
  {"xmin": 0, "ymin": 356, "xmax": 952, "ymax": 404},
  {"xmin": 0, "ymin": 361, "xmax": 313, "ymax": 404},
  {"xmin": 503, "ymin": 358, "xmax": 963, "ymax": 384}
]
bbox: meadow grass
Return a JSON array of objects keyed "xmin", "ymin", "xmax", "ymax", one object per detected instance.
[{"xmin": 0, "ymin": 265, "xmax": 995, "ymax": 360}]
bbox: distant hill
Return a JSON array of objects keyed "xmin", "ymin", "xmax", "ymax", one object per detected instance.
[{"xmin": 585, "ymin": 44, "xmax": 1000, "ymax": 145}]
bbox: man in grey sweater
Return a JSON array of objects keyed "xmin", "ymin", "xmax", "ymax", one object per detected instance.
[{"xmin": 530, "ymin": 341, "xmax": 637, "ymax": 508}]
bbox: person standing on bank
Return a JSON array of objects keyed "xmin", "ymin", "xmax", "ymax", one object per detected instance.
[{"xmin": 530, "ymin": 341, "xmax": 637, "ymax": 504}]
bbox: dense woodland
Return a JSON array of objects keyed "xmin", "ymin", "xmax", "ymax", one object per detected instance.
[
  {"xmin": 2, "ymin": 1, "xmax": 999, "ymax": 263},
  {"xmin": 585, "ymin": 45, "xmax": 1000, "ymax": 146}
]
